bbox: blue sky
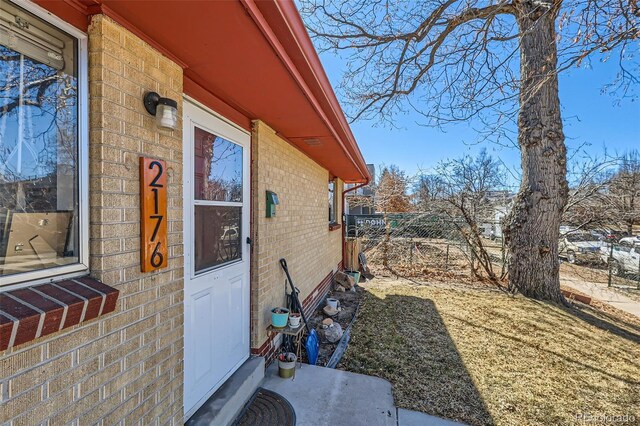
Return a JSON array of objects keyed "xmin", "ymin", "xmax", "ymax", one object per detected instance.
[{"xmin": 318, "ymin": 50, "xmax": 639, "ymax": 184}]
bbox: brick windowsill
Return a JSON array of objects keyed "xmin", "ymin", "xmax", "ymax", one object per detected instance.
[
  {"xmin": 0, "ymin": 277, "xmax": 119, "ymax": 351},
  {"xmin": 329, "ymin": 223, "xmax": 342, "ymax": 231}
]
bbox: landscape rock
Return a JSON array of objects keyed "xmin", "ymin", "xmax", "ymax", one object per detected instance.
[
  {"xmin": 322, "ymin": 323, "xmax": 343, "ymax": 343},
  {"xmin": 323, "ymin": 305, "xmax": 339, "ymax": 317},
  {"xmin": 335, "ymin": 271, "xmax": 356, "ymax": 289}
]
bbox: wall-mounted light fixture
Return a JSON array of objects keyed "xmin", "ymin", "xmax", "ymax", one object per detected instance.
[{"xmin": 143, "ymin": 92, "xmax": 178, "ymax": 130}]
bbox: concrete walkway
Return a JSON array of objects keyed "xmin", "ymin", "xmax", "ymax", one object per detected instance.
[
  {"xmin": 560, "ymin": 276, "xmax": 640, "ymax": 318},
  {"xmin": 398, "ymin": 409, "xmax": 467, "ymax": 426},
  {"xmin": 261, "ymin": 364, "xmax": 467, "ymax": 426}
]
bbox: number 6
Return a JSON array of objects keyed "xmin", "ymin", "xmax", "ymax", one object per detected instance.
[{"xmin": 151, "ymin": 242, "xmax": 164, "ymax": 267}]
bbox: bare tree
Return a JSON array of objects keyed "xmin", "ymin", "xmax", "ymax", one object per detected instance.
[
  {"xmin": 433, "ymin": 149, "xmax": 508, "ymax": 283},
  {"xmin": 372, "ymin": 165, "xmax": 413, "ymax": 268},
  {"xmin": 301, "ymin": 0, "xmax": 638, "ymax": 303},
  {"xmin": 609, "ymin": 150, "xmax": 640, "ymax": 234},
  {"xmin": 415, "ymin": 174, "xmax": 447, "ymax": 211},
  {"xmin": 561, "ymin": 152, "xmax": 616, "ymax": 229}
]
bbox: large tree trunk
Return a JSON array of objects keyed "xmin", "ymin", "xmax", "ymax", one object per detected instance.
[{"xmin": 505, "ymin": 1, "xmax": 569, "ymax": 303}]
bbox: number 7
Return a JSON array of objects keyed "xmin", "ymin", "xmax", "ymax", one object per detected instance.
[{"xmin": 150, "ymin": 215, "xmax": 163, "ymax": 241}]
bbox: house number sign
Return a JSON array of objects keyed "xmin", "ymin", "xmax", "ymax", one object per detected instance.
[{"xmin": 140, "ymin": 157, "xmax": 168, "ymax": 272}]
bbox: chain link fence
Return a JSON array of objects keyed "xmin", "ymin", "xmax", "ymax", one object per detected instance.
[
  {"xmin": 345, "ymin": 213, "xmax": 506, "ymax": 282},
  {"xmin": 606, "ymin": 242, "xmax": 640, "ymax": 288},
  {"xmin": 346, "ymin": 214, "xmax": 640, "ymax": 294}
]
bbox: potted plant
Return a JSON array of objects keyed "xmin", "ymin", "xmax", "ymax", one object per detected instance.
[
  {"xmin": 271, "ymin": 307, "xmax": 289, "ymax": 328},
  {"xmin": 288, "ymin": 312, "xmax": 301, "ymax": 328},
  {"xmin": 278, "ymin": 352, "xmax": 297, "ymax": 378}
]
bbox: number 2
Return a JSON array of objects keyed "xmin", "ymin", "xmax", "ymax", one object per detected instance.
[{"xmin": 149, "ymin": 161, "xmax": 164, "ymax": 188}]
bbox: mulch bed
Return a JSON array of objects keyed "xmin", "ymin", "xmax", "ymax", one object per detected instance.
[{"xmin": 305, "ymin": 282, "xmax": 365, "ymax": 366}]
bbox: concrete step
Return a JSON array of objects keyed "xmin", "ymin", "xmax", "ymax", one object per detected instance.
[{"xmin": 186, "ymin": 356, "xmax": 265, "ymax": 426}]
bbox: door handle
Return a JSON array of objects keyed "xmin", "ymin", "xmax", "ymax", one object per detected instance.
[{"xmin": 246, "ymin": 237, "xmax": 252, "ymax": 246}]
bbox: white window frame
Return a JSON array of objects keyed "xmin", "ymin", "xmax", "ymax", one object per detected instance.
[
  {"xmin": 0, "ymin": 0, "xmax": 89, "ymax": 289},
  {"xmin": 329, "ymin": 178, "xmax": 338, "ymax": 224}
]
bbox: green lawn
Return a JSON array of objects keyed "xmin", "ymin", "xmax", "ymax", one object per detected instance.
[{"xmin": 339, "ymin": 278, "xmax": 640, "ymax": 426}]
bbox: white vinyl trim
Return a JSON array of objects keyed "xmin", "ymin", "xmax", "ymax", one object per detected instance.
[{"xmin": 183, "ymin": 94, "xmax": 250, "ymax": 136}]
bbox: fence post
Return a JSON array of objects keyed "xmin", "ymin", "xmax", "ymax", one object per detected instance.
[
  {"xmin": 637, "ymin": 252, "xmax": 640, "ymax": 290},
  {"xmin": 410, "ymin": 238, "xmax": 413, "ymax": 263},
  {"xmin": 501, "ymin": 235, "xmax": 506, "ymax": 276},
  {"xmin": 608, "ymin": 243, "xmax": 614, "ymax": 288},
  {"xmin": 445, "ymin": 244, "xmax": 450, "ymax": 270}
]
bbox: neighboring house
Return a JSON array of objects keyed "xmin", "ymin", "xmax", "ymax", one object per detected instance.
[
  {"xmin": 0, "ymin": 0, "xmax": 370, "ymax": 424},
  {"xmin": 484, "ymin": 190, "xmax": 513, "ymax": 205},
  {"xmin": 345, "ymin": 163, "xmax": 376, "ymax": 215},
  {"xmin": 477, "ymin": 204, "xmax": 510, "ymax": 240}
]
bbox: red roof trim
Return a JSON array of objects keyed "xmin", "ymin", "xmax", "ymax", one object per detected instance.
[
  {"xmin": 85, "ymin": 3, "xmax": 188, "ymax": 69},
  {"xmin": 241, "ymin": 0, "xmax": 370, "ymax": 182},
  {"xmin": 32, "ymin": 0, "xmax": 369, "ymax": 182},
  {"xmin": 272, "ymin": 2, "xmax": 370, "ymax": 182},
  {"xmin": 183, "ymin": 75, "xmax": 252, "ymax": 132},
  {"xmin": 63, "ymin": 0, "xmax": 90, "ymax": 15}
]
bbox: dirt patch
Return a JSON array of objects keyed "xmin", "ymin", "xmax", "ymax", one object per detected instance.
[
  {"xmin": 366, "ymin": 238, "xmax": 475, "ymax": 283},
  {"xmin": 305, "ymin": 283, "xmax": 365, "ymax": 366}
]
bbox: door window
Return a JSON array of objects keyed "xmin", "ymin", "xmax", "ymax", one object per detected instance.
[
  {"xmin": 194, "ymin": 205, "xmax": 241, "ymax": 272},
  {"xmin": 193, "ymin": 126, "xmax": 243, "ymax": 274},
  {"xmin": 194, "ymin": 127, "xmax": 242, "ymax": 202}
]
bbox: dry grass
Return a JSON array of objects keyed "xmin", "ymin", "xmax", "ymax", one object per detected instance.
[{"xmin": 339, "ymin": 277, "xmax": 640, "ymax": 426}]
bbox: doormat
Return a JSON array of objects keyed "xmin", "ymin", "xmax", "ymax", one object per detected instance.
[{"xmin": 233, "ymin": 387, "xmax": 296, "ymax": 426}]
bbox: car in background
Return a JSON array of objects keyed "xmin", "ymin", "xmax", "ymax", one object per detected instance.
[
  {"xmin": 590, "ymin": 229, "xmax": 630, "ymax": 242},
  {"xmin": 601, "ymin": 242, "xmax": 640, "ymax": 276},
  {"xmin": 559, "ymin": 231, "xmax": 605, "ymax": 264},
  {"xmin": 619, "ymin": 235, "xmax": 640, "ymax": 246}
]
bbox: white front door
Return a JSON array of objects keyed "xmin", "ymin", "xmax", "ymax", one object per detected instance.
[{"xmin": 183, "ymin": 100, "xmax": 250, "ymax": 419}]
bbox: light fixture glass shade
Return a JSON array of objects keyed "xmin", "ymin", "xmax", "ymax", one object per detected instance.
[{"xmin": 156, "ymin": 102, "xmax": 177, "ymax": 130}]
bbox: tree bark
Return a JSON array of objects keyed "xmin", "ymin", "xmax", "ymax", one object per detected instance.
[{"xmin": 505, "ymin": 0, "xmax": 568, "ymax": 303}]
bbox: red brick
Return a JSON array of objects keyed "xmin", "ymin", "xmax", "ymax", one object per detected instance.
[
  {"xmin": 0, "ymin": 277, "xmax": 120, "ymax": 351},
  {"xmin": 9, "ymin": 288, "xmax": 65, "ymax": 335},
  {"xmin": 14, "ymin": 315, "xmax": 39, "ymax": 346},
  {"xmin": 36, "ymin": 284, "xmax": 85, "ymax": 327},
  {"xmin": 55, "ymin": 281, "xmax": 103, "ymax": 321},
  {"xmin": 0, "ymin": 294, "xmax": 39, "ymax": 319},
  {"xmin": 0, "ymin": 313, "xmax": 14, "ymax": 351},
  {"xmin": 76, "ymin": 277, "xmax": 120, "ymax": 314}
]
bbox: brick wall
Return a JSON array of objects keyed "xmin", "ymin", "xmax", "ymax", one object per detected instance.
[
  {"xmin": 250, "ymin": 120, "xmax": 343, "ymax": 352},
  {"xmin": 0, "ymin": 15, "xmax": 184, "ymax": 425}
]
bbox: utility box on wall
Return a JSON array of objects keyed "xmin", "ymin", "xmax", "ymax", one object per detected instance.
[{"xmin": 266, "ymin": 190, "xmax": 279, "ymax": 218}]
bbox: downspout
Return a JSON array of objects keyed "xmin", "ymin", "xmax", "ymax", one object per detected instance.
[{"xmin": 341, "ymin": 179, "xmax": 370, "ymax": 269}]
